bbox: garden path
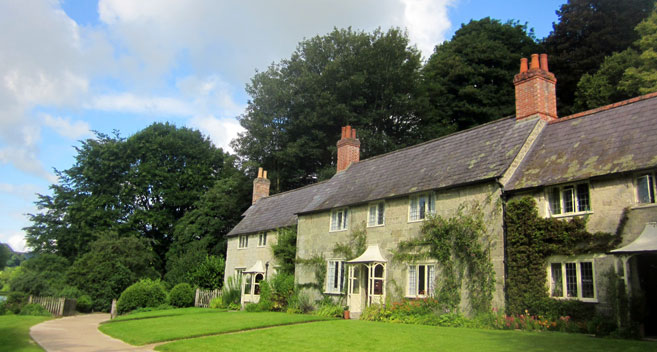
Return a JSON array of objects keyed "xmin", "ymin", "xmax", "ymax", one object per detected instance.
[{"xmin": 30, "ymin": 313, "xmax": 155, "ymax": 352}]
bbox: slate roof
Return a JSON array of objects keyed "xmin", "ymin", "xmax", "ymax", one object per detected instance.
[
  {"xmin": 227, "ymin": 181, "xmax": 330, "ymax": 236},
  {"xmin": 228, "ymin": 116, "xmax": 539, "ymax": 235},
  {"xmin": 506, "ymin": 94, "xmax": 657, "ymax": 191}
]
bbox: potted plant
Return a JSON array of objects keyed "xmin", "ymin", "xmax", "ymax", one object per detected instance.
[{"xmin": 343, "ymin": 306, "xmax": 350, "ymax": 320}]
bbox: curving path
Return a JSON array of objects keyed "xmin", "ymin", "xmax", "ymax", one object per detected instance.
[{"xmin": 30, "ymin": 313, "xmax": 155, "ymax": 352}]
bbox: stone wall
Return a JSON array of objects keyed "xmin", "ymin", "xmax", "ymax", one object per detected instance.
[
  {"xmin": 296, "ymin": 181, "xmax": 506, "ymax": 313},
  {"xmin": 224, "ymin": 230, "xmax": 278, "ymax": 285}
]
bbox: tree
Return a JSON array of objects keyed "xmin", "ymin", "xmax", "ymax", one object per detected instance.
[
  {"xmin": 0, "ymin": 244, "xmax": 10, "ymax": 270},
  {"xmin": 621, "ymin": 8, "xmax": 657, "ymax": 95},
  {"xmin": 421, "ymin": 18, "xmax": 540, "ymax": 132},
  {"xmin": 187, "ymin": 255, "xmax": 225, "ymax": 290},
  {"xmin": 9, "ymin": 254, "xmax": 70, "ymax": 296},
  {"xmin": 232, "ymin": 27, "xmax": 423, "ymax": 192},
  {"xmin": 24, "ymin": 123, "xmax": 244, "ymax": 274},
  {"xmin": 544, "ymin": 0, "xmax": 654, "ymax": 115},
  {"xmin": 66, "ymin": 234, "xmax": 159, "ymax": 311}
]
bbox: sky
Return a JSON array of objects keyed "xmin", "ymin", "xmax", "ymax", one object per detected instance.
[{"xmin": 0, "ymin": 0, "xmax": 566, "ymax": 252}]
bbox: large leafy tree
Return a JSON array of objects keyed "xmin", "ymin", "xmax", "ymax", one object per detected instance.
[
  {"xmin": 25, "ymin": 123, "xmax": 245, "ymax": 273},
  {"xmin": 544, "ymin": 0, "xmax": 654, "ymax": 115},
  {"xmin": 232, "ymin": 27, "xmax": 423, "ymax": 192},
  {"xmin": 420, "ymin": 18, "xmax": 540, "ymax": 132}
]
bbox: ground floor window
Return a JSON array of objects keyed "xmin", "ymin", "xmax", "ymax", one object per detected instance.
[
  {"xmin": 548, "ymin": 260, "xmax": 596, "ymax": 301},
  {"xmin": 244, "ymin": 273, "xmax": 264, "ymax": 296},
  {"xmin": 326, "ymin": 260, "xmax": 345, "ymax": 294},
  {"xmin": 407, "ymin": 264, "xmax": 435, "ymax": 297}
]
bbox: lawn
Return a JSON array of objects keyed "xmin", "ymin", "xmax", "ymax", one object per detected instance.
[
  {"xmin": 156, "ymin": 320, "xmax": 657, "ymax": 352},
  {"xmin": 99, "ymin": 310, "xmax": 334, "ymax": 345},
  {"xmin": 0, "ymin": 315, "xmax": 51, "ymax": 352},
  {"xmin": 110, "ymin": 307, "xmax": 225, "ymax": 322}
]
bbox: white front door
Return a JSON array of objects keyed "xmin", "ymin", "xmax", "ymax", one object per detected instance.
[{"xmin": 348, "ymin": 265, "xmax": 368, "ymax": 313}]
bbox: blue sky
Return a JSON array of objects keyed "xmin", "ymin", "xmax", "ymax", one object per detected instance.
[{"xmin": 0, "ymin": 0, "xmax": 565, "ymax": 252}]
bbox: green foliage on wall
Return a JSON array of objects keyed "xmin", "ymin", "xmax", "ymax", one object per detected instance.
[
  {"xmin": 504, "ymin": 197, "xmax": 620, "ymax": 316},
  {"xmin": 271, "ymin": 227, "xmax": 297, "ymax": 276},
  {"xmin": 393, "ymin": 203, "xmax": 495, "ymax": 315}
]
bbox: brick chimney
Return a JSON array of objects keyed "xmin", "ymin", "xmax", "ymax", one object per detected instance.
[
  {"xmin": 252, "ymin": 167, "xmax": 270, "ymax": 204},
  {"xmin": 514, "ymin": 53, "xmax": 557, "ymax": 121},
  {"xmin": 336, "ymin": 125, "xmax": 360, "ymax": 172}
]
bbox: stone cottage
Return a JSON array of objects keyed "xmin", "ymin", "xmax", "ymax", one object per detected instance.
[{"xmin": 224, "ymin": 54, "xmax": 657, "ymax": 330}]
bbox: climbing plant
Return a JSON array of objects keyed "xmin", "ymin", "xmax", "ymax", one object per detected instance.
[
  {"xmin": 393, "ymin": 202, "xmax": 496, "ymax": 315},
  {"xmin": 505, "ymin": 197, "xmax": 621, "ymax": 316},
  {"xmin": 271, "ymin": 227, "xmax": 297, "ymax": 276}
]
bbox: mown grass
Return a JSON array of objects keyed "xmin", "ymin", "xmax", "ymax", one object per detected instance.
[
  {"xmin": 156, "ymin": 320, "xmax": 657, "ymax": 352},
  {"xmin": 109, "ymin": 307, "xmax": 225, "ymax": 322},
  {"xmin": 99, "ymin": 311, "xmax": 333, "ymax": 345},
  {"xmin": 0, "ymin": 315, "xmax": 51, "ymax": 352}
]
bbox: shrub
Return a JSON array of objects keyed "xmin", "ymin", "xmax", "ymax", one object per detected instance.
[
  {"xmin": 188, "ymin": 256, "xmax": 225, "ymax": 290},
  {"xmin": 117, "ymin": 279, "xmax": 167, "ymax": 314},
  {"xmin": 288, "ymin": 291, "xmax": 314, "ymax": 314},
  {"xmin": 76, "ymin": 295, "xmax": 93, "ymax": 313},
  {"xmin": 244, "ymin": 303, "xmax": 260, "ymax": 312},
  {"xmin": 168, "ymin": 283, "xmax": 194, "ymax": 308},
  {"xmin": 6, "ymin": 291, "xmax": 28, "ymax": 314},
  {"xmin": 220, "ymin": 276, "xmax": 241, "ymax": 307},
  {"xmin": 209, "ymin": 296, "xmax": 224, "ymax": 309},
  {"xmin": 227, "ymin": 303, "xmax": 241, "ymax": 311},
  {"xmin": 0, "ymin": 301, "xmax": 7, "ymax": 315},
  {"xmin": 19, "ymin": 303, "xmax": 51, "ymax": 316},
  {"xmin": 314, "ymin": 302, "xmax": 344, "ymax": 318}
]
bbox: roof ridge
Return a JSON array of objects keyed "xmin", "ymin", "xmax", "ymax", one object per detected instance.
[
  {"xmin": 551, "ymin": 91, "xmax": 657, "ymax": 124},
  {"xmin": 350, "ymin": 115, "xmax": 516, "ymax": 166}
]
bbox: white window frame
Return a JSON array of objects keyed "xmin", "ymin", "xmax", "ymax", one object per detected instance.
[
  {"xmin": 325, "ymin": 259, "xmax": 345, "ymax": 294},
  {"xmin": 406, "ymin": 263, "xmax": 435, "ymax": 298},
  {"xmin": 258, "ymin": 232, "xmax": 267, "ymax": 247},
  {"xmin": 238, "ymin": 234, "xmax": 248, "ymax": 249},
  {"xmin": 547, "ymin": 257, "xmax": 597, "ymax": 303},
  {"xmin": 330, "ymin": 208, "xmax": 349, "ymax": 232},
  {"xmin": 367, "ymin": 201, "xmax": 385, "ymax": 227},
  {"xmin": 547, "ymin": 182, "xmax": 592, "ymax": 217},
  {"xmin": 235, "ymin": 267, "xmax": 245, "ymax": 280},
  {"xmin": 636, "ymin": 172, "xmax": 656, "ymax": 204},
  {"xmin": 408, "ymin": 192, "xmax": 436, "ymax": 222}
]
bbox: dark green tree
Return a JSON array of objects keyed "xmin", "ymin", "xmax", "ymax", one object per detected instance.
[
  {"xmin": 421, "ymin": 18, "xmax": 540, "ymax": 132},
  {"xmin": 66, "ymin": 233, "xmax": 159, "ymax": 311},
  {"xmin": 544, "ymin": 0, "xmax": 654, "ymax": 115},
  {"xmin": 621, "ymin": 8, "xmax": 657, "ymax": 95},
  {"xmin": 9, "ymin": 253, "xmax": 70, "ymax": 296},
  {"xmin": 0, "ymin": 244, "xmax": 10, "ymax": 270},
  {"xmin": 24, "ymin": 123, "xmax": 244, "ymax": 274},
  {"xmin": 232, "ymin": 27, "xmax": 423, "ymax": 192}
]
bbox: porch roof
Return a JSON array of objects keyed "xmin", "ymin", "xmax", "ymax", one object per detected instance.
[
  {"xmin": 610, "ymin": 222, "xmax": 657, "ymax": 254},
  {"xmin": 244, "ymin": 260, "xmax": 265, "ymax": 273},
  {"xmin": 347, "ymin": 245, "xmax": 387, "ymax": 263}
]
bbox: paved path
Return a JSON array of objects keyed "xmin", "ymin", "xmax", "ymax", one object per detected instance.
[{"xmin": 30, "ymin": 313, "xmax": 155, "ymax": 352}]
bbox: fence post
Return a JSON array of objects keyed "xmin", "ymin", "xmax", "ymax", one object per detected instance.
[
  {"xmin": 28, "ymin": 295, "xmax": 33, "ymax": 304},
  {"xmin": 111, "ymin": 299, "xmax": 117, "ymax": 319},
  {"xmin": 195, "ymin": 288, "xmax": 200, "ymax": 307}
]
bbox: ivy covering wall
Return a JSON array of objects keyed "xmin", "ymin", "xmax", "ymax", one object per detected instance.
[{"xmin": 504, "ymin": 197, "xmax": 621, "ymax": 316}]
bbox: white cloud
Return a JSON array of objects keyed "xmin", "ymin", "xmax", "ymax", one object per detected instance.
[
  {"xmin": 88, "ymin": 93, "xmax": 194, "ymax": 116},
  {"xmin": 42, "ymin": 114, "xmax": 92, "ymax": 139},
  {"xmin": 0, "ymin": 147, "xmax": 57, "ymax": 183},
  {"xmin": 0, "ymin": 183, "xmax": 39, "ymax": 200},
  {"xmin": 7, "ymin": 233, "xmax": 27, "ymax": 253},
  {"xmin": 402, "ymin": 0, "xmax": 455, "ymax": 58},
  {"xmin": 189, "ymin": 115, "xmax": 244, "ymax": 153}
]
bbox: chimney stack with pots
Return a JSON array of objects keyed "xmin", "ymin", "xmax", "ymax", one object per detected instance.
[
  {"xmin": 514, "ymin": 53, "xmax": 557, "ymax": 122},
  {"xmin": 252, "ymin": 167, "xmax": 270, "ymax": 204},
  {"xmin": 336, "ymin": 125, "xmax": 360, "ymax": 172}
]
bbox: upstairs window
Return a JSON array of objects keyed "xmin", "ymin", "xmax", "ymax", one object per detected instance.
[
  {"xmin": 368, "ymin": 202, "xmax": 385, "ymax": 227},
  {"xmin": 330, "ymin": 208, "xmax": 348, "ymax": 231},
  {"xmin": 238, "ymin": 235, "xmax": 248, "ymax": 249},
  {"xmin": 325, "ymin": 260, "xmax": 345, "ymax": 294},
  {"xmin": 637, "ymin": 173, "xmax": 655, "ymax": 204},
  {"xmin": 258, "ymin": 232, "xmax": 267, "ymax": 247},
  {"xmin": 549, "ymin": 260, "xmax": 596, "ymax": 301},
  {"xmin": 409, "ymin": 193, "xmax": 435, "ymax": 221},
  {"xmin": 548, "ymin": 183, "xmax": 590, "ymax": 216}
]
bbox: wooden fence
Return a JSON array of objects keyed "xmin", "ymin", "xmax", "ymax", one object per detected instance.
[
  {"xmin": 29, "ymin": 296, "xmax": 77, "ymax": 316},
  {"xmin": 195, "ymin": 288, "xmax": 221, "ymax": 308}
]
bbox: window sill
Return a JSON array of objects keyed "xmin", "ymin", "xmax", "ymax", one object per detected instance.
[
  {"xmin": 549, "ymin": 211, "xmax": 593, "ymax": 219},
  {"xmin": 550, "ymin": 296, "xmax": 598, "ymax": 303},
  {"xmin": 631, "ymin": 203, "xmax": 657, "ymax": 209},
  {"xmin": 329, "ymin": 229, "xmax": 348, "ymax": 233},
  {"xmin": 367, "ymin": 224, "xmax": 385, "ymax": 228},
  {"xmin": 323, "ymin": 292, "xmax": 344, "ymax": 296},
  {"xmin": 407, "ymin": 218, "xmax": 427, "ymax": 223},
  {"xmin": 257, "ymin": 245, "xmax": 266, "ymax": 248},
  {"xmin": 405, "ymin": 295, "xmax": 431, "ymax": 299},
  {"xmin": 238, "ymin": 247, "xmax": 248, "ymax": 250}
]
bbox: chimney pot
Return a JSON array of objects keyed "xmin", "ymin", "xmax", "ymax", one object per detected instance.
[
  {"xmin": 530, "ymin": 54, "xmax": 540, "ymax": 69},
  {"xmin": 257, "ymin": 167, "xmax": 263, "ymax": 178},
  {"xmin": 540, "ymin": 53, "xmax": 549, "ymax": 71},
  {"xmin": 351, "ymin": 128, "xmax": 356, "ymax": 139},
  {"xmin": 263, "ymin": 170, "xmax": 267, "ymax": 179},
  {"xmin": 341, "ymin": 126, "xmax": 346, "ymax": 138},
  {"xmin": 520, "ymin": 58, "xmax": 528, "ymax": 73},
  {"xmin": 345, "ymin": 125, "xmax": 352, "ymax": 139}
]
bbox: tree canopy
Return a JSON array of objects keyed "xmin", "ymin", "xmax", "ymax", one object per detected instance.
[
  {"xmin": 544, "ymin": 0, "xmax": 654, "ymax": 115},
  {"xmin": 421, "ymin": 18, "xmax": 540, "ymax": 132},
  {"xmin": 232, "ymin": 27, "xmax": 424, "ymax": 192}
]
